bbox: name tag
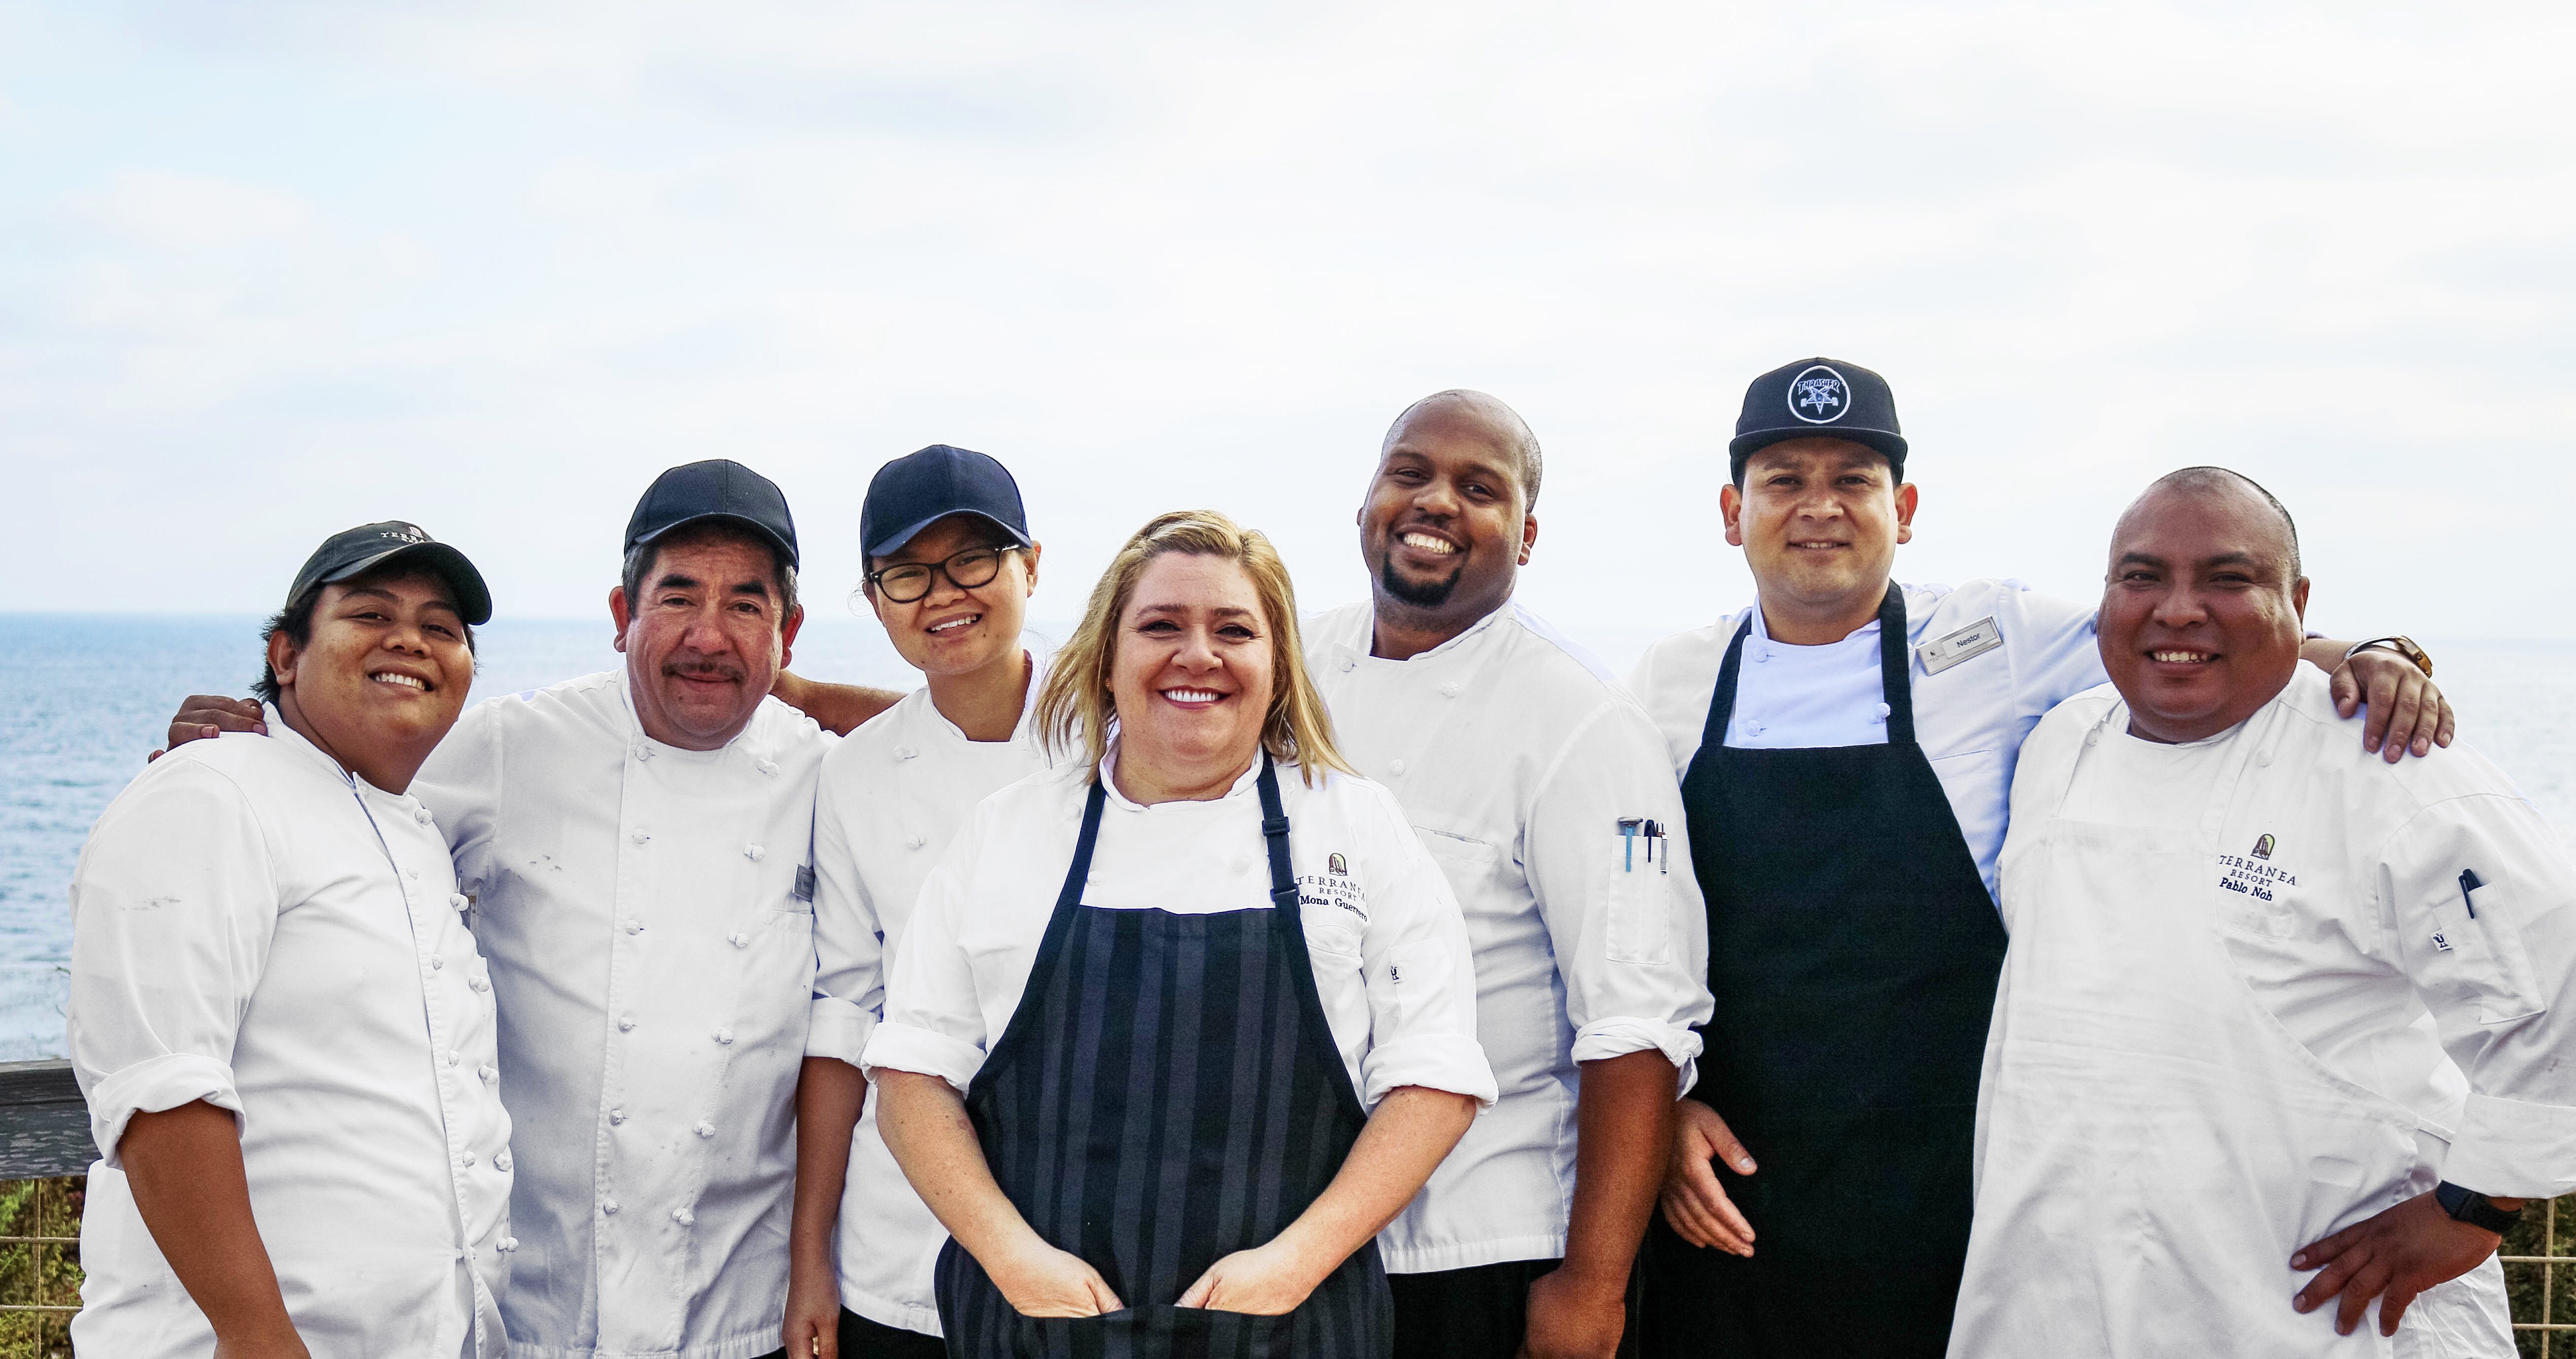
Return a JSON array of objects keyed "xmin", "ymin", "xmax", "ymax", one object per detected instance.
[{"xmin": 1919, "ymin": 617, "xmax": 2003, "ymax": 675}]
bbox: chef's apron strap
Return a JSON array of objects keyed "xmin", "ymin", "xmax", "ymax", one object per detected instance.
[
  {"xmin": 1257, "ymin": 750, "xmax": 1296, "ymax": 910},
  {"xmin": 1255, "ymin": 753, "xmax": 1370, "ymax": 1124},
  {"xmin": 1700, "ymin": 617, "xmax": 1756, "ymax": 752},
  {"xmin": 1874, "ymin": 581, "xmax": 1916, "ymax": 745}
]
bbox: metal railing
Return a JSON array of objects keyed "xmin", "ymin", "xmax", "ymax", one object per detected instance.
[{"xmin": 0, "ymin": 1056, "xmax": 2558, "ymax": 1355}]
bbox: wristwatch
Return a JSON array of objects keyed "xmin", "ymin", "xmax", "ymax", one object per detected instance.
[
  {"xmin": 2434, "ymin": 1180, "xmax": 2523, "ymax": 1234},
  {"xmin": 2343, "ymin": 635, "xmax": 2433, "ymax": 678}
]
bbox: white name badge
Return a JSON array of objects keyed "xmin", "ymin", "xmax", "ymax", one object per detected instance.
[{"xmin": 1919, "ymin": 617, "xmax": 2004, "ymax": 675}]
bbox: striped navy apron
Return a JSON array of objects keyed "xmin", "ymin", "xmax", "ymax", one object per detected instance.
[{"xmin": 934, "ymin": 753, "xmax": 1392, "ymax": 1359}]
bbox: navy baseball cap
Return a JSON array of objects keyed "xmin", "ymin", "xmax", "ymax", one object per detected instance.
[
  {"xmin": 1729, "ymin": 357, "xmax": 1909, "ymax": 483},
  {"xmin": 860, "ymin": 445, "xmax": 1032, "ymax": 558},
  {"xmin": 624, "ymin": 460, "xmax": 800, "ymax": 569},
  {"xmin": 287, "ymin": 521, "xmax": 493, "ymax": 625}
]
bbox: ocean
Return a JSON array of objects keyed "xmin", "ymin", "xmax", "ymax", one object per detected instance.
[{"xmin": 4, "ymin": 613, "xmax": 2573, "ymax": 1062}]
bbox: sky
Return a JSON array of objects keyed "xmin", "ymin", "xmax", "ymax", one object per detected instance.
[{"xmin": 3, "ymin": 1, "xmax": 2570, "ymax": 641}]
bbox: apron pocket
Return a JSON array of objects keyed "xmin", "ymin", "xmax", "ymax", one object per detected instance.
[{"xmin": 1026, "ymin": 1303, "xmax": 1299, "ymax": 1357}]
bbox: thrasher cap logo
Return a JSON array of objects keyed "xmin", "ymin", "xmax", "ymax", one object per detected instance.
[{"xmin": 1788, "ymin": 365, "xmax": 1850, "ymax": 424}]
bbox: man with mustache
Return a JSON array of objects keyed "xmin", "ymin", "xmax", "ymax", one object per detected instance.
[
  {"xmin": 1949, "ymin": 468, "xmax": 2575, "ymax": 1355},
  {"xmin": 1626, "ymin": 360, "xmax": 2458, "ymax": 1357},
  {"xmin": 1303, "ymin": 391, "xmax": 1713, "ymax": 1359},
  {"xmin": 159, "ymin": 461, "xmax": 840, "ymax": 1359}
]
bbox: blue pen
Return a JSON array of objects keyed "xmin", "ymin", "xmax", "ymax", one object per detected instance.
[{"xmin": 1619, "ymin": 817, "xmax": 1643, "ymax": 871}]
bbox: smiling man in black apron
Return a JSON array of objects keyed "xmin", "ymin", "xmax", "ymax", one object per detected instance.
[{"xmin": 1624, "ymin": 358, "xmax": 2462, "ymax": 1356}]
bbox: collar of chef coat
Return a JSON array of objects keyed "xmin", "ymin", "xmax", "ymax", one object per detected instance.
[
  {"xmin": 611, "ymin": 665, "xmax": 794, "ymax": 771},
  {"xmin": 1095, "ymin": 742, "xmax": 1267, "ymax": 814},
  {"xmin": 914, "ymin": 645, "xmax": 1052, "ymax": 748},
  {"xmin": 260, "ymin": 700, "xmax": 426, "ymax": 805},
  {"xmin": 1743, "ymin": 591, "xmax": 1885, "ymax": 660},
  {"xmin": 1319, "ymin": 597, "xmax": 1513, "ymax": 671}
]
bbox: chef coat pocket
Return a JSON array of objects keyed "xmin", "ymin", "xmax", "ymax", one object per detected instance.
[
  {"xmin": 2455, "ymin": 874, "xmax": 2545, "ymax": 1024},
  {"xmin": 1303, "ymin": 908, "xmax": 1364, "ymax": 962},
  {"xmin": 1601, "ymin": 858, "xmax": 1673, "ymax": 966}
]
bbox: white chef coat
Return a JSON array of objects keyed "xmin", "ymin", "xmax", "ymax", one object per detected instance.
[
  {"xmin": 69, "ymin": 711, "xmax": 513, "ymax": 1359},
  {"xmin": 415, "ymin": 670, "xmax": 834, "ymax": 1359},
  {"xmin": 810, "ymin": 655, "xmax": 1054, "ymax": 1337},
  {"xmin": 1950, "ymin": 665, "xmax": 2576, "ymax": 1356},
  {"xmin": 863, "ymin": 749, "xmax": 1497, "ymax": 1114},
  {"xmin": 1628, "ymin": 579, "xmax": 2105, "ymax": 902},
  {"xmin": 1306, "ymin": 602, "xmax": 1714, "ymax": 1274}
]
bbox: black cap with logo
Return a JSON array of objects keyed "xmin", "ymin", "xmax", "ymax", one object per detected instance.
[
  {"xmin": 860, "ymin": 445, "xmax": 1032, "ymax": 558},
  {"xmin": 1729, "ymin": 357, "xmax": 1909, "ymax": 483},
  {"xmin": 286, "ymin": 522, "xmax": 493, "ymax": 625},
  {"xmin": 624, "ymin": 460, "xmax": 801, "ymax": 569}
]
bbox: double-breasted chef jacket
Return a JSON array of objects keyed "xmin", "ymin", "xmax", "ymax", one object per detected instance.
[
  {"xmin": 810, "ymin": 654, "xmax": 1052, "ymax": 1339},
  {"xmin": 863, "ymin": 748, "xmax": 1495, "ymax": 1113},
  {"xmin": 414, "ymin": 670, "xmax": 834, "ymax": 1359},
  {"xmin": 1306, "ymin": 601, "xmax": 1714, "ymax": 1273},
  {"xmin": 69, "ymin": 709, "xmax": 515, "ymax": 1359},
  {"xmin": 1949, "ymin": 666, "xmax": 2576, "ymax": 1357}
]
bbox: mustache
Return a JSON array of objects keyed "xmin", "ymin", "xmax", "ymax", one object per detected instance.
[{"xmin": 663, "ymin": 656, "xmax": 747, "ymax": 682}]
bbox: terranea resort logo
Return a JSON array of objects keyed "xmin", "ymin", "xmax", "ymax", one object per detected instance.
[
  {"xmin": 2252, "ymin": 833, "xmax": 2276, "ymax": 860},
  {"xmin": 1787, "ymin": 364, "xmax": 1849, "ymax": 424},
  {"xmin": 1328, "ymin": 853, "xmax": 1349, "ymax": 876}
]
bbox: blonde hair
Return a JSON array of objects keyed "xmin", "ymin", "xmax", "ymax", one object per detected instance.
[{"xmin": 1038, "ymin": 509, "xmax": 1352, "ymax": 787}]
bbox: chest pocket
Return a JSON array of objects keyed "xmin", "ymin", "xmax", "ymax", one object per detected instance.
[
  {"xmin": 1601, "ymin": 860, "xmax": 1674, "ymax": 966},
  {"xmin": 1410, "ymin": 818, "xmax": 1512, "ymax": 921}
]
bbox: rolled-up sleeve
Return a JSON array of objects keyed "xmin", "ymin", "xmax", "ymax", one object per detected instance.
[
  {"xmin": 66, "ymin": 761, "xmax": 279, "ymax": 1168},
  {"xmin": 1356, "ymin": 799, "xmax": 1498, "ymax": 1110},
  {"xmin": 807, "ymin": 768, "xmax": 882, "ymax": 1067},
  {"xmin": 1522, "ymin": 700, "xmax": 1715, "ymax": 1092},
  {"xmin": 2386, "ymin": 790, "xmax": 2576, "ymax": 1199},
  {"xmin": 859, "ymin": 827, "xmax": 992, "ymax": 1094}
]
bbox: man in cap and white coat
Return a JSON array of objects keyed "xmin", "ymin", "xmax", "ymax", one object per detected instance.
[
  {"xmin": 75, "ymin": 522, "xmax": 514, "ymax": 1358},
  {"xmin": 162, "ymin": 461, "xmax": 839, "ymax": 1359},
  {"xmin": 1304, "ymin": 390, "xmax": 1714, "ymax": 1359},
  {"xmin": 1950, "ymin": 468, "xmax": 2574, "ymax": 1355},
  {"xmin": 1627, "ymin": 360, "xmax": 2458, "ymax": 1357}
]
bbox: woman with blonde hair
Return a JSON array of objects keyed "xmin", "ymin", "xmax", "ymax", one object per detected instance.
[{"xmin": 863, "ymin": 509, "xmax": 1495, "ymax": 1359}]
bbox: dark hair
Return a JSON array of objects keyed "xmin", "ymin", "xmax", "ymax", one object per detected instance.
[
  {"xmin": 619, "ymin": 521, "xmax": 801, "ymax": 621},
  {"xmin": 2150, "ymin": 466, "xmax": 2302, "ymax": 577},
  {"xmin": 255, "ymin": 571, "xmax": 480, "ymax": 703}
]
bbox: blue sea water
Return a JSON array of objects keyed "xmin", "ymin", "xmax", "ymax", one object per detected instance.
[{"xmin": 3, "ymin": 614, "xmax": 2572, "ymax": 1061}]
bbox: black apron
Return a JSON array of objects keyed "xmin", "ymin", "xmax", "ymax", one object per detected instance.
[
  {"xmin": 1641, "ymin": 582, "xmax": 2007, "ymax": 1358},
  {"xmin": 934, "ymin": 754, "xmax": 1391, "ymax": 1359}
]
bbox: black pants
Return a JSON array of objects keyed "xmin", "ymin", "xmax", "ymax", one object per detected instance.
[
  {"xmin": 1389, "ymin": 1258, "xmax": 1642, "ymax": 1359},
  {"xmin": 750, "ymin": 1307, "xmax": 945, "ymax": 1359}
]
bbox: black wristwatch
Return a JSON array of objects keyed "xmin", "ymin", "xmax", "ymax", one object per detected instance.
[{"xmin": 2434, "ymin": 1180, "xmax": 2524, "ymax": 1234}]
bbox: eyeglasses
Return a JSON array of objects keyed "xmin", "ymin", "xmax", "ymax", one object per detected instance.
[{"xmin": 865, "ymin": 545, "xmax": 1023, "ymax": 604}]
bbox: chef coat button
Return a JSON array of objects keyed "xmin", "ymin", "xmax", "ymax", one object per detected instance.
[
  {"xmin": 905, "ymin": 835, "xmax": 926, "ymax": 850},
  {"xmin": 714, "ymin": 1027, "xmax": 735, "ymax": 1045},
  {"xmin": 727, "ymin": 932, "xmax": 748, "ymax": 948},
  {"xmin": 457, "ymin": 1247, "xmax": 469, "ymax": 1261},
  {"xmin": 446, "ymin": 1050, "xmax": 461, "ymax": 1066},
  {"xmin": 1340, "ymin": 658, "xmax": 1356, "ymax": 673},
  {"xmin": 602, "ymin": 1200, "xmax": 619, "ymax": 1215},
  {"xmin": 413, "ymin": 806, "xmax": 434, "ymax": 824},
  {"xmin": 1875, "ymin": 702, "xmax": 1892, "ymax": 723},
  {"xmin": 405, "ymin": 868, "xmax": 421, "ymax": 881},
  {"xmin": 498, "ymin": 1236, "xmax": 518, "ymax": 1253},
  {"xmin": 1748, "ymin": 721, "xmax": 1766, "ymax": 737},
  {"xmin": 460, "ymin": 1151, "xmax": 476, "ymax": 1167},
  {"xmin": 897, "ymin": 746, "xmax": 919, "ymax": 760},
  {"xmin": 1440, "ymin": 682, "xmax": 1461, "ymax": 698},
  {"xmin": 618, "ymin": 1014, "xmax": 636, "ymax": 1032},
  {"xmin": 609, "ymin": 1107, "xmax": 626, "ymax": 1124},
  {"xmin": 479, "ymin": 1064, "xmax": 498, "ymax": 1083},
  {"xmin": 495, "ymin": 1150, "xmax": 512, "ymax": 1170},
  {"xmin": 694, "ymin": 1120, "xmax": 716, "ymax": 1138},
  {"xmin": 1753, "ymin": 648, "xmax": 1770, "ymax": 663},
  {"xmin": 1390, "ymin": 759, "xmax": 1407, "ymax": 776},
  {"xmin": 2084, "ymin": 730, "xmax": 2102, "ymax": 748},
  {"xmin": 431, "ymin": 955, "xmax": 445, "ymax": 969},
  {"xmin": 449, "ymin": 893, "xmax": 469, "ymax": 912},
  {"xmin": 631, "ymin": 744, "xmax": 652, "ymax": 761},
  {"xmin": 470, "ymin": 976, "xmax": 489, "ymax": 993},
  {"xmin": 757, "ymin": 758, "xmax": 778, "ymax": 776},
  {"xmin": 672, "ymin": 1207, "xmax": 695, "ymax": 1226},
  {"xmin": 2256, "ymin": 748, "xmax": 2274, "ymax": 767},
  {"xmin": 624, "ymin": 919, "xmax": 643, "ymax": 935},
  {"xmin": 744, "ymin": 844, "xmax": 765, "ymax": 861},
  {"xmin": 630, "ymin": 830, "xmax": 650, "ymax": 844}
]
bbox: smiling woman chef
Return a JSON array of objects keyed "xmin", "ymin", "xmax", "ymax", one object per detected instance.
[{"xmin": 862, "ymin": 509, "xmax": 1496, "ymax": 1358}]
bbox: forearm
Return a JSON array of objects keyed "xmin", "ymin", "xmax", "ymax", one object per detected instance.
[
  {"xmin": 1558, "ymin": 1050, "xmax": 1679, "ymax": 1288},
  {"xmin": 876, "ymin": 1069, "xmax": 1045, "ymax": 1263},
  {"xmin": 771, "ymin": 672, "xmax": 905, "ymax": 737},
  {"xmin": 2300, "ymin": 637, "xmax": 2358, "ymax": 669},
  {"xmin": 791, "ymin": 1056, "xmax": 868, "ymax": 1270},
  {"xmin": 1270, "ymin": 1086, "xmax": 1477, "ymax": 1275},
  {"xmin": 122, "ymin": 1100, "xmax": 301, "ymax": 1348}
]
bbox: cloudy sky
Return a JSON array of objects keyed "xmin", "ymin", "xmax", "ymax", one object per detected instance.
[{"xmin": 5, "ymin": 1, "xmax": 2569, "ymax": 642}]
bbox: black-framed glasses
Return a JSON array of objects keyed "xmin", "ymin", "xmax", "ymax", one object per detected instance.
[{"xmin": 865, "ymin": 545, "xmax": 1023, "ymax": 604}]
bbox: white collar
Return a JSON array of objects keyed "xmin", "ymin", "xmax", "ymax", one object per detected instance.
[{"xmin": 1097, "ymin": 742, "xmax": 1267, "ymax": 812}]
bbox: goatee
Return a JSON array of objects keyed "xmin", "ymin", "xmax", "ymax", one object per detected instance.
[{"xmin": 1380, "ymin": 554, "xmax": 1463, "ymax": 609}]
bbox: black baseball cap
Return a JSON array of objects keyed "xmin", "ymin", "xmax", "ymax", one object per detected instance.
[
  {"xmin": 624, "ymin": 460, "xmax": 800, "ymax": 569},
  {"xmin": 286, "ymin": 521, "xmax": 493, "ymax": 625},
  {"xmin": 860, "ymin": 445, "xmax": 1032, "ymax": 558},
  {"xmin": 1729, "ymin": 357, "xmax": 1909, "ymax": 483}
]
